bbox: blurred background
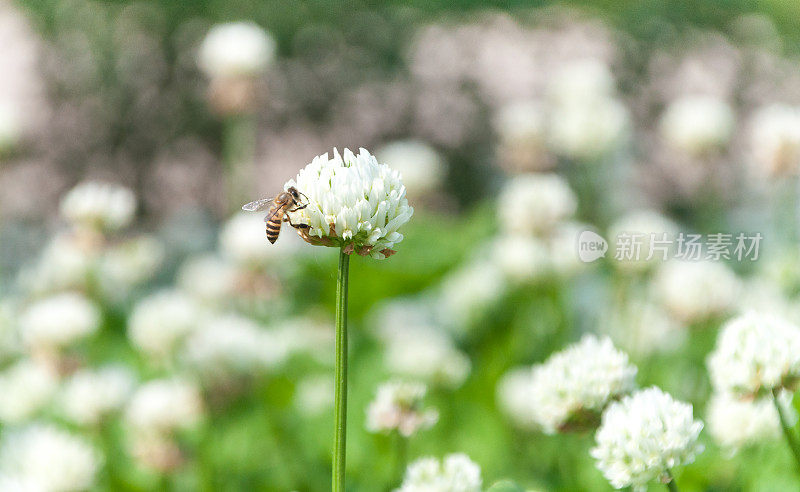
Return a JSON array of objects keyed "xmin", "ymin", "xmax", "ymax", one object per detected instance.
[{"xmin": 2, "ymin": 0, "xmax": 800, "ymax": 490}]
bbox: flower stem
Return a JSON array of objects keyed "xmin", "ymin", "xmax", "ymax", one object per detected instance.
[
  {"xmin": 394, "ymin": 432, "xmax": 407, "ymax": 484},
  {"xmin": 333, "ymin": 248, "xmax": 350, "ymax": 492},
  {"xmin": 772, "ymin": 388, "xmax": 800, "ymax": 472},
  {"xmin": 664, "ymin": 469, "xmax": 679, "ymax": 492}
]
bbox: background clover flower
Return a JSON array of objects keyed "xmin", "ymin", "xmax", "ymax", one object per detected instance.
[
  {"xmin": 284, "ymin": 147, "xmax": 414, "ymax": 259},
  {"xmin": 397, "ymin": 453, "xmax": 482, "ymax": 492},
  {"xmin": 366, "ymin": 380, "xmax": 438, "ymax": 437},
  {"xmin": 707, "ymin": 311, "xmax": 800, "ymax": 398},
  {"xmin": 591, "ymin": 387, "xmax": 704, "ymax": 491},
  {"xmin": 706, "ymin": 391, "xmax": 797, "ymax": 452},
  {"xmin": 527, "ymin": 334, "xmax": 637, "ymax": 433},
  {"xmin": 59, "ymin": 181, "xmax": 136, "ymax": 233}
]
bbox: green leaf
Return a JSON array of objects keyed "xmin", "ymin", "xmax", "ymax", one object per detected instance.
[{"xmin": 487, "ymin": 479, "xmax": 525, "ymax": 492}]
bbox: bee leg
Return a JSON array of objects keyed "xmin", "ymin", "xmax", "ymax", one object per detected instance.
[
  {"xmin": 283, "ymin": 215, "xmax": 309, "ymax": 229},
  {"xmin": 288, "ymin": 203, "xmax": 308, "ymax": 212}
]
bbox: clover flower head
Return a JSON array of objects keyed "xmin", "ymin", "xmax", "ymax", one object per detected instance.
[
  {"xmin": 0, "ymin": 424, "xmax": 100, "ymax": 492},
  {"xmin": 397, "ymin": 453, "xmax": 482, "ymax": 492},
  {"xmin": 591, "ymin": 387, "xmax": 704, "ymax": 491},
  {"xmin": 383, "ymin": 327, "xmax": 470, "ymax": 389},
  {"xmin": 528, "ymin": 335, "xmax": 637, "ymax": 433},
  {"xmin": 59, "ymin": 181, "xmax": 136, "ymax": 232},
  {"xmin": 493, "ymin": 100, "xmax": 551, "ymax": 173},
  {"xmin": 491, "ymin": 234, "xmax": 551, "ymax": 284},
  {"xmin": 366, "ymin": 380, "xmax": 438, "ymax": 437},
  {"xmin": 59, "ymin": 366, "xmax": 135, "ymax": 426},
  {"xmin": 0, "ymin": 359, "xmax": 57, "ymax": 424},
  {"xmin": 706, "ymin": 390, "xmax": 796, "ymax": 451},
  {"xmin": 707, "ymin": 311, "xmax": 800, "ymax": 398},
  {"xmin": 198, "ymin": 22, "xmax": 275, "ymax": 79},
  {"xmin": 127, "ymin": 290, "xmax": 200, "ymax": 358},
  {"xmin": 284, "ymin": 148, "xmax": 413, "ymax": 259},
  {"xmin": 125, "ymin": 378, "xmax": 203, "ymax": 434},
  {"xmin": 749, "ymin": 103, "xmax": 800, "ymax": 176},
  {"xmin": 660, "ymin": 94, "xmax": 734, "ymax": 156},
  {"xmin": 497, "ymin": 368, "xmax": 537, "ymax": 430},
  {"xmin": 19, "ymin": 292, "xmax": 100, "ymax": 350},
  {"xmin": 654, "ymin": 260, "xmax": 739, "ymax": 324},
  {"xmin": 375, "ymin": 140, "xmax": 445, "ymax": 198},
  {"xmin": 498, "ymin": 174, "xmax": 576, "ymax": 235}
]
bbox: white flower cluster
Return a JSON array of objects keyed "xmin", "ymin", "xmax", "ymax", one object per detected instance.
[
  {"xmin": 59, "ymin": 181, "xmax": 136, "ymax": 232},
  {"xmin": 293, "ymin": 375, "xmax": 334, "ymax": 417},
  {"xmin": 19, "ymin": 292, "xmax": 100, "ymax": 350},
  {"xmin": 58, "ymin": 366, "xmax": 135, "ymax": 426},
  {"xmin": 397, "ymin": 453, "xmax": 481, "ymax": 492},
  {"xmin": 383, "ymin": 327, "xmax": 470, "ymax": 389},
  {"xmin": 660, "ymin": 95, "xmax": 734, "ymax": 156},
  {"xmin": 438, "ymin": 260, "xmax": 506, "ymax": 332},
  {"xmin": 496, "ymin": 368, "xmax": 537, "ymax": 430},
  {"xmin": 98, "ymin": 235, "xmax": 165, "ymax": 298},
  {"xmin": 608, "ymin": 210, "xmax": 678, "ymax": 273},
  {"xmin": 706, "ymin": 390, "xmax": 797, "ymax": 451},
  {"xmin": 284, "ymin": 148, "xmax": 414, "ymax": 258},
  {"xmin": 366, "ymin": 381, "xmax": 438, "ymax": 437},
  {"xmin": 220, "ymin": 212, "xmax": 305, "ymax": 268},
  {"xmin": 707, "ymin": 311, "xmax": 800, "ymax": 397},
  {"xmin": 749, "ymin": 103, "xmax": 800, "ymax": 177},
  {"xmin": 524, "ymin": 335, "xmax": 637, "ymax": 434},
  {"xmin": 0, "ymin": 359, "xmax": 57, "ymax": 424},
  {"xmin": 0, "ymin": 424, "xmax": 100, "ymax": 492},
  {"xmin": 125, "ymin": 378, "xmax": 203, "ymax": 434},
  {"xmin": 198, "ymin": 22, "xmax": 276, "ymax": 79},
  {"xmin": 653, "ymin": 261, "xmax": 739, "ymax": 324},
  {"xmin": 591, "ymin": 387, "xmax": 703, "ymax": 491},
  {"xmin": 493, "ymin": 100, "xmax": 550, "ymax": 173},
  {"xmin": 498, "ymin": 174, "xmax": 577, "ymax": 235},
  {"xmin": 128, "ymin": 290, "xmax": 200, "ymax": 359},
  {"xmin": 376, "ymin": 140, "xmax": 445, "ymax": 200}
]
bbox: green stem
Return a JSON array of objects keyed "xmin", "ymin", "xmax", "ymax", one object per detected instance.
[
  {"xmin": 772, "ymin": 388, "xmax": 800, "ymax": 473},
  {"xmin": 664, "ymin": 469, "xmax": 679, "ymax": 492},
  {"xmin": 333, "ymin": 249, "xmax": 350, "ymax": 492},
  {"xmin": 394, "ymin": 432, "xmax": 407, "ymax": 485}
]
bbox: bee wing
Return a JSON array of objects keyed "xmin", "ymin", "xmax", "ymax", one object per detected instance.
[
  {"xmin": 242, "ymin": 198, "xmax": 274, "ymax": 212},
  {"xmin": 264, "ymin": 203, "xmax": 284, "ymax": 223}
]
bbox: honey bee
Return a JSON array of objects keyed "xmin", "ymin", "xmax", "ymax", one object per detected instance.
[{"xmin": 242, "ymin": 187, "xmax": 309, "ymax": 244}]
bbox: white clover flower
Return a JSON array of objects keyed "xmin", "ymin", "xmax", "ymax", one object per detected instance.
[
  {"xmin": 284, "ymin": 148, "xmax": 414, "ymax": 259},
  {"xmin": 749, "ymin": 104, "xmax": 800, "ymax": 176},
  {"xmin": 198, "ymin": 22, "xmax": 275, "ymax": 79},
  {"xmin": 653, "ymin": 261, "xmax": 739, "ymax": 324},
  {"xmin": 0, "ymin": 359, "xmax": 57, "ymax": 424},
  {"xmin": 493, "ymin": 100, "xmax": 551, "ymax": 173},
  {"xmin": 548, "ymin": 96, "xmax": 629, "ymax": 160},
  {"xmin": 176, "ymin": 254, "xmax": 238, "ymax": 305},
  {"xmin": 546, "ymin": 222, "xmax": 590, "ymax": 277},
  {"xmin": 706, "ymin": 391, "xmax": 796, "ymax": 451},
  {"xmin": 602, "ymin": 300, "xmax": 686, "ymax": 358},
  {"xmin": 274, "ymin": 316, "xmax": 334, "ymax": 364},
  {"xmin": 382, "ymin": 326, "xmax": 470, "ymax": 388},
  {"xmin": 128, "ymin": 290, "xmax": 200, "ymax": 358},
  {"xmin": 375, "ymin": 140, "xmax": 445, "ymax": 199},
  {"xmin": 294, "ymin": 375, "xmax": 334, "ymax": 417},
  {"xmin": 591, "ymin": 387, "xmax": 703, "ymax": 491},
  {"xmin": 19, "ymin": 293, "xmax": 100, "ymax": 350},
  {"xmin": 498, "ymin": 174, "xmax": 576, "ymax": 235},
  {"xmin": 98, "ymin": 235, "xmax": 165, "ymax": 294},
  {"xmin": 125, "ymin": 378, "xmax": 203, "ymax": 434},
  {"xmin": 59, "ymin": 181, "xmax": 136, "ymax": 232},
  {"xmin": 608, "ymin": 210, "xmax": 678, "ymax": 273},
  {"xmin": 59, "ymin": 366, "xmax": 135, "ymax": 426},
  {"xmin": 707, "ymin": 312, "xmax": 800, "ymax": 398},
  {"xmin": 490, "ymin": 234, "xmax": 551, "ymax": 284},
  {"xmin": 220, "ymin": 212, "xmax": 304, "ymax": 267},
  {"xmin": 496, "ymin": 368, "xmax": 536, "ymax": 430},
  {"xmin": 0, "ymin": 102, "xmax": 21, "ymax": 154},
  {"xmin": 548, "ymin": 59, "xmax": 616, "ymax": 104},
  {"xmin": 366, "ymin": 381, "xmax": 438, "ymax": 437},
  {"xmin": 660, "ymin": 95, "xmax": 734, "ymax": 156},
  {"xmin": 397, "ymin": 453, "xmax": 482, "ymax": 492},
  {"xmin": 18, "ymin": 234, "xmax": 95, "ymax": 295},
  {"xmin": 438, "ymin": 260, "xmax": 506, "ymax": 333},
  {"xmin": 528, "ymin": 335, "xmax": 637, "ymax": 434},
  {"xmin": 0, "ymin": 424, "xmax": 100, "ymax": 492},
  {"xmin": 182, "ymin": 314, "xmax": 287, "ymax": 377}
]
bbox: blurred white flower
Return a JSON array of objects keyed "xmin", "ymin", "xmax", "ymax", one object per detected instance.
[
  {"xmin": 375, "ymin": 140, "xmax": 445, "ymax": 199},
  {"xmin": 0, "ymin": 300, "xmax": 22, "ymax": 360},
  {"xmin": 548, "ymin": 97, "xmax": 629, "ymax": 160},
  {"xmin": 707, "ymin": 311, "xmax": 800, "ymax": 398},
  {"xmin": 706, "ymin": 391, "xmax": 796, "ymax": 451},
  {"xmin": 198, "ymin": 22, "xmax": 275, "ymax": 79},
  {"xmin": 125, "ymin": 378, "xmax": 203, "ymax": 434},
  {"xmin": 496, "ymin": 368, "xmax": 536, "ymax": 430},
  {"xmin": 366, "ymin": 381, "xmax": 438, "ymax": 437},
  {"xmin": 438, "ymin": 260, "xmax": 506, "ymax": 332},
  {"xmin": 176, "ymin": 254, "xmax": 238, "ymax": 304},
  {"xmin": 527, "ymin": 335, "xmax": 637, "ymax": 433},
  {"xmin": 98, "ymin": 235, "xmax": 165, "ymax": 295},
  {"xmin": 19, "ymin": 293, "xmax": 100, "ymax": 350},
  {"xmin": 748, "ymin": 104, "xmax": 800, "ymax": 177},
  {"xmin": 0, "ymin": 424, "xmax": 100, "ymax": 492},
  {"xmin": 294, "ymin": 375, "xmax": 334, "ymax": 417},
  {"xmin": 498, "ymin": 174, "xmax": 576, "ymax": 235},
  {"xmin": 275, "ymin": 316, "xmax": 335, "ymax": 364},
  {"xmin": 0, "ymin": 102, "xmax": 21, "ymax": 154},
  {"xmin": 548, "ymin": 59, "xmax": 616, "ymax": 104},
  {"xmin": 546, "ymin": 221, "xmax": 590, "ymax": 277},
  {"xmin": 398, "ymin": 453, "xmax": 481, "ymax": 492},
  {"xmin": 608, "ymin": 210, "xmax": 678, "ymax": 273},
  {"xmin": 59, "ymin": 366, "xmax": 135, "ymax": 426},
  {"xmin": 59, "ymin": 181, "xmax": 136, "ymax": 232},
  {"xmin": 493, "ymin": 100, "xmax": 551, "ymax": 173},
  {"xmin": 490, "ymin": 234, "xmax": 551, "ymax": 284},
  {"xmin": 653, "ymin": 261, "xmax": 739, "ymax": 324},
  {"xmin": 128, "ymin": 290, "xmax": 200, "ymax": 359},
  {"xmin": 382, "ymin": 326, "xmax": 470, "ymax": 388},
  {"xmin": 183, "ymin": 314, "xmax": 287, "ymax": 377},
  {"xmin": 0, "ymin": 359, "xmax": 57, "ymax": 424},
  {"xmin": 220, "ymin": 212, "xmax": 304, "ymax": 268},
  {"xmin": 591, "ymin": 387, "xmax": 703, "ymax": 491},
  {"xmin": 17, "ymin": 235, "xmax": 95, "ymax": 295},
  {"xmin": 660, "ymin": 95, "xmax": 734, "ymax": 156},
  {"xmin": 602, "ymin": 300, "xmax": 686, "ymax": 357},
  {"xmin": 284, "ymin": 148, "xmax": 414, "ymax": 258}
]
